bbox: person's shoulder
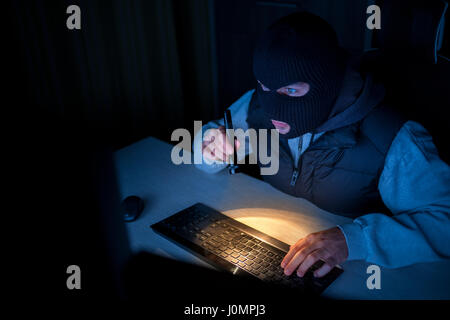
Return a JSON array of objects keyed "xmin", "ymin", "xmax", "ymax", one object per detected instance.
[
  {"xmin": 400, "ymin": 120, "xmax": 431, "ymax": 139},
  {"xmin": 392, "ymin": 121, "xmax": 438, "ymax": 159},
  {"xmin": 232, "ymin": 89, "xmax": 255, "ymax": 106},
  {"xmin": 381, "ymin": 120, "xmax": 444, "ymax": 173},
  {"xmin": 227, "ymin": 89, "xmax": 255, "ymax": 114}
]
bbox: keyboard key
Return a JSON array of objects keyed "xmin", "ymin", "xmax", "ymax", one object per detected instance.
[
  {"xmin": 243, "ymin": 265, "xmax": 252, "ymax": 271},
  {"xmin": 208, "ymin": 240, "xmax": 219, "ymax": 248},
  {"xmin": 221, "ymin": 234, "xmax": 233, "ymax": 241}
]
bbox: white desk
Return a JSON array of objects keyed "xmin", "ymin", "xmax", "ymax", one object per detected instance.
[{"xmin": 114, "ymin": 137, "xmax": 450, "ymax": 299}]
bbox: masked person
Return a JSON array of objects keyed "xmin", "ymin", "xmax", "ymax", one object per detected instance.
[{"xmin": 194, "ymin": 12, "xmax": 450, "ymax": 278}]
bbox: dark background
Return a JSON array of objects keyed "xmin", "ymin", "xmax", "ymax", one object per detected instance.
[
  {"xmin": 12, "ymin": 0, "xmax": 448, "ymax": 150},
  {"xmin": 5, "ymin": 0, "xmax": 449, "ymax": 305},
  {"xmin": 7, "ymin": 0, "xmax": 449, "ymax": 151}
]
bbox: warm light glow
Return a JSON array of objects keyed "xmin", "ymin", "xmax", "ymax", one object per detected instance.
[{"xmin": 223, "ymin": 208, "xmax": 336, "ymax": 246}]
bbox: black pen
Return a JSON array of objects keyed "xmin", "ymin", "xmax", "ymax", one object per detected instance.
[{"xmin": 224, "ymin": 110, "xmax": 239, "ymax": 174}]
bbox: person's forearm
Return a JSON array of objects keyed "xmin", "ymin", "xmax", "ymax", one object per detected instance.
[{"xmin": 338, "ymin": 204, "xmax": 450, "ymax": 268}]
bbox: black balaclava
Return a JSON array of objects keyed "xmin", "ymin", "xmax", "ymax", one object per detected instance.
[{"xmin": 253, "ymin": 12, "xmax": 348, "ymax": 139}]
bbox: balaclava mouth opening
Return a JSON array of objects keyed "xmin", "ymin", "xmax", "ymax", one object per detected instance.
[{"xmin": 253, "ymin": 11, "xmax": 348, "ymax": 139}]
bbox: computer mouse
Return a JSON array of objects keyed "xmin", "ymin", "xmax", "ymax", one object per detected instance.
[{"xmin": 122, "ymin": 195, "xmax": 144, "ymax": 222}]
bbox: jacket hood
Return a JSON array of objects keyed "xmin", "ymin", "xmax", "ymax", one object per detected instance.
[{"xmin": 314, "ymin": 56, "xmax": 386, "ymax": 133}]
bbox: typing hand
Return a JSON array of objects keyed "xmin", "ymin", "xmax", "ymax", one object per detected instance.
[
  {"xmin": 281, "ymin": 227, "xmax": 348, "ymax": 278},
  {"xmin": 202, "ymin": 126, "xmax": 240, "ymax": 163}
]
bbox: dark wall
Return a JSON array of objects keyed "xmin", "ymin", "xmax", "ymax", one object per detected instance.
[
  {"xmin": 8, "ymin": 0, "xmax": 382, "ymax": 150},
  {"xmin": 8, "ymin": 0, "xmax": 217, "ymax": 151}
]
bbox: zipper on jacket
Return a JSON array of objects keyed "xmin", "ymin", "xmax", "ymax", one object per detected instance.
[
  {"xmin": 290, "ymin": 136, "xmax": 303, "ymax": 186},
  {"xmin": 290, "ymin": 168, "xmax": 299, "ymax": 186},
  {"xmin": 290, "ymin": 132, "xmax": 315, "ymax": 187}
]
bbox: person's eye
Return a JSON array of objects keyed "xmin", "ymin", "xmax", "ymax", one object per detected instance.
[{"xmin": 287, "ymin": 88, "xmax": 297, "ymax": 94}]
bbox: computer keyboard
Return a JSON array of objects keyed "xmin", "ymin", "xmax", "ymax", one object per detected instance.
[{"xmin": 151, "ymin": 203, "xmax": 343, "ymax": 294}]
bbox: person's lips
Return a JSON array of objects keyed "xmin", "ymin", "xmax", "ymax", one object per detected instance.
[{"xmin": 271, "ymin": 120, "xmax": 290, "ymax": 134}]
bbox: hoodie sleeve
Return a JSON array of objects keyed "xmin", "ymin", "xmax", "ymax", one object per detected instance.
[
  {"xmin": 338, "ymin": 121, "xmax": 450, "ymax": 268},
  {"xmin": 193, "ymin": 90, "xmax": 254, "ymax": 174}
]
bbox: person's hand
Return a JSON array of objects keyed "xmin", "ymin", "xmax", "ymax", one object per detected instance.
[
  {"xmin": 281, "ymin": 227, "xmax": 348, "ymax": 278},
  {"xmin": 202, "ymin": 126, "xmax": 240, "ymax": 162}
]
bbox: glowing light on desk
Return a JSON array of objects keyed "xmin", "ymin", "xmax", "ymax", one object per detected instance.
[{"xmin": 222, "ymin": 208, "xmax": 326, "ymax": 246}]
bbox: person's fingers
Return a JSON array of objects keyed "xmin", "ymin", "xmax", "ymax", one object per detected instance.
[
  {"xmin": 283, "ymin": 241, "xmax": 322, "ymax": 276},
  {"xmin": 219, "ymin": 130, "xmax": 235, "ymax": 156},
  {"xmin": 204, "ymin": 127, "xmax": 238, "ymax": 156},
  {"xmin": 281, "ymin": 238, "xmax": 307, "ymax": 268},
  {"xmin": 202, "ymin": 144, "xmax": 216, "ymax": 161},
  {"xmin": 202, "ymin": 139, "xmax": 213, "ymax": 153},
  {"xmin": 281, "ymin": 233, "xmax": 317, "ymax": 268},
  {"xmin": 234, "ymin": 137, "xmax": 241, "ymax": 151},
  {"xmin": 203, "ymin": 129, "xmax": 227, "ymax": 157},
  {"xmin": 296, "ymin": 250, "xmax": 324, "ymax": 277},
  {"xmin": 203, "ymin": 129, "xmax": 216, "ymax": 143},
  {"xmin": 211, "ymin": 130, "xmax": 228, "ymax": 156},
  {"xmin": 217, "ymin": 127, "xmax": 236, "ymax": 156},
  {"xmin": 313, "ymin": 262, "xmax": 333, "ymax": 278},
  {"xmin": 203, "ymin": 144, "xmax": 226, "ymax": 162},
  {"xmin": 217, "ymin": 125, "xmax": 226, "ymax": 133},
  {"xmin": 219, "ymin": 126, "xmax": 241, "ymax": 152}
]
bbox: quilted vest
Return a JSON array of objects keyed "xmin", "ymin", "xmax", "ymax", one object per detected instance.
[{"xmin": 246, "ymin": 92, "xmax": 406, "ymax": 218}]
